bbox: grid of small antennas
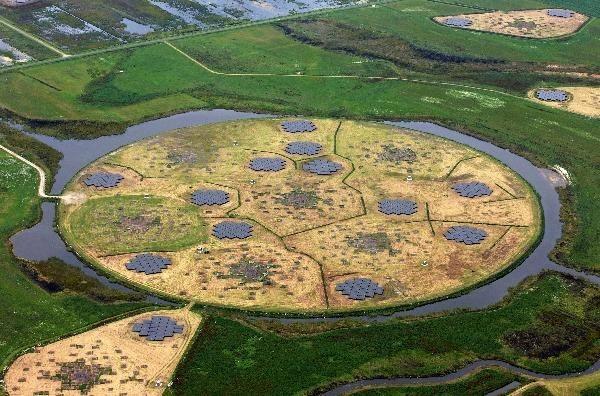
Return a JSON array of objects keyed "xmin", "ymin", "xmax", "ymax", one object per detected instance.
[
  {"xmin": 285, "ymin": 141, "xmax": 322, "ymax": 156},
  {"xmin": 132, "ymin": 316, "xmax": 183, "ymax": 341},
  {"xmin": 336, "ymin": 278, "xmax": 384, "ymax": 300},
  {"xmin": 281, "ymin": 120, "xmax": 317, "ymax": 133},
  {"xmin": 249, "ymin": 157, "xmax": 287, "ymax": 172},
  {"xmin": 535, "ymin": 89, "xmax": 569, "ymax": 102},
  {"xmin": 443, "ymin": 226, "xmax": 488, "ymax": 245},
  {"xmin": 126, "ymin": 253, "xmax": 171, "ymax": 275},
  {"xmin": 452, "ymin": 182, "xmax": 493, "ymax": 198},
  {"xmin": 378, "ymin": 199, "xmax": 418, "ymax": 215},
  {"xmin": 190, "ymin": 189, "xmax": 230, "ymax": 206},
  {"xmin": 83, "ymin": 172, "xmax": 124, "ymax": 188},
  {"xmin": 443, "ymin": 17, "xmax": 472, "ymax": 27},
  {"xmin": 213, "ymin": 221, "xmax": 254, "ymax": 239},
  {"xmin": 547, "ymin": 9, "xmax": 574, "ymax": 18},
  {"xmin": 303, "ymin": 159, "xmax": 343, "ymax": 175}
]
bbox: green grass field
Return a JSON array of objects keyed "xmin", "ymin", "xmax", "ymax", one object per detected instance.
[
  {"xmin": 168, "ymin": 273, "xmax": 599, "ymax": 395},
  {"xmin": 0, "ymin": 151, "xmax": 150, "ymax": 371}
]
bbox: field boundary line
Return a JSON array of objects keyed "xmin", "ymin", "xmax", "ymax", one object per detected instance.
[
  {"xmin": 0, "ymin": 143, "xmax": 61, "ymax": 199},
  {"xmin": 0, "ymin": 15, "xmax": 69, "ymax": 58},
  {"xmin": 163, "ymin": 41, "xmax": 525, "ymax": 101}
]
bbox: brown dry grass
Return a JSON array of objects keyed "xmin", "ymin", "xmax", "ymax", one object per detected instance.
[
  {"xmin": 59, "ymin": 119, "xmax": 541, "ymax": 312},
  {"xmin": 4, "ymin": 308, "xmax": 201, "ymax": 395},
  {"xmin": 434, "ymin": 9, "xmax": 588, "ymax": 38},
  {"xmin": 529, "ymin": 87, "xmax": 600, "ymax": 118}
]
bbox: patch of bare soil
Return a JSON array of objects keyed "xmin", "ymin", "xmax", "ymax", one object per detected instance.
[
  {"xmin": 434, "ymin": 9, "xmax": 588, "ymax": 38},
  {"xmin": 529, "ymin": 86, "xmax": 600, "ymax": 118},
  {"xmin": 4, "ymin": 308, "xmax": 201, "ymax": 395}
]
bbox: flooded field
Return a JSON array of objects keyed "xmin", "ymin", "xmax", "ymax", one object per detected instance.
[
  {"xmin": 0, "ymin": 37, "xmax": 31, "ymax": 66},
  {"xmin": 0, "ymin": 0, "xmax": 364, "ymax": 51}
]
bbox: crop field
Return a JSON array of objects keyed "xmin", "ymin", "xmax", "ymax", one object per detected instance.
[
  {"xmin": 58, "ymin": 119, "xmax": 540, "ymax": 311},
  {"xmin": 4, "ymin": 308, "xmax": 200, "ymax": 395}
]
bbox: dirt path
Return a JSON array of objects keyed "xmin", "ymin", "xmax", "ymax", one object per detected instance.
[
  {"xmin": 0, "ymin": 16, "xmax": 69, "ymax": 58},
  {"xmin": 0, "ymin": 143, "xmax": 61, "ymax": 199}
]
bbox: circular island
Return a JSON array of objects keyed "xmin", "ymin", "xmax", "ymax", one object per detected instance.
[{"xmin": 59, "ymin": 119, "xmax": 541, "ymax": 313}]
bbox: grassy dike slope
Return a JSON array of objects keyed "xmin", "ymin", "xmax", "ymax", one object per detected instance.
[{"xmin": 0, "ymin": 150, "xmax": 149, "ymax": 371}]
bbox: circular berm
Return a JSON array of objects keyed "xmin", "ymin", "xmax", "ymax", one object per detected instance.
[
  {"xmin": 59, "ymin": 119, "xmax": 541, "ymax": 312},
  {"xmin": 433, "ymin": 9, "xmax": 588, "ymax": 38}
]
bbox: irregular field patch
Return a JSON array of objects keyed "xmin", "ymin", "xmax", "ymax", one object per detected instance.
[
  {"xmin": 4, "ymin": 308, "xmax": 200, "ymax": 395},
  {"xmin": 434, "ymin": 9, "xmax": 589, "ymax": 38},
  {"xmin": 529, "ymin": 86, "xmax": 600, "ymax": 118},
  {"xmin": 59, "ymin": 119, "xmax": 541, "ymax": 312}
]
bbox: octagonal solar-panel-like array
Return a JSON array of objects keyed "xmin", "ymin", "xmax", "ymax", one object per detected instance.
[
  {"xmin": 213, "ymin": 221, "xmax": 254, "ymax": 239},
  {"xmin": 281, "ymin": 120, "xmax": 317, "ymax": 133},
  {"xmin": 83, "ymin": 172, "xmax": 124, "ymax": 188},
  {"xmin": 285, "ymin": 141, "xmax": 323, "ymax": 156},
  {"xmin": 335, "ymin": 278, "xmax": 384, "ymax": 300},
  {"xmin": 303, "ymin": 159, "xmax": 343, "ymax": 175},
  {"xmin": 126, "ymin": 253, "xmax": 172, "ymax": 275},
  {"xmin": 535, "ymin": 89, "xmax": 569, "ymax": 102},
  {"xmin": 452, "ymin": 182, "xmax": 493, "ymax": 198},
  {"xmin": 249, "ymin": 157, "xmax": 287, "ymax": 172},
  {"xmin": 443, "ymin": 226, "xmax": 488, "ymax": 245},
  {"xmin": 547, "ymin": 8, "xmax": 574, "ymax": 18},
  {"xmin": 132, "ymin": 316, "xmax": 184, "ymax": 341},
  {"xmin": 378, "ymin": 199, "xmax": 418, "ymax": 215},
  {"xmin": 191, "ymin": 189, "xmax": 230, "ymax": 206},
  {"xmin": 443, "ymin": 17, "xmax": 473, "ymax": 27}
]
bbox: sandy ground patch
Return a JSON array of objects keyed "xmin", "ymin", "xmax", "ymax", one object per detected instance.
[
  {"xmin": 4, "ymin": 308, "xmax": 201, "ymax": 395},
  {"xmin": 529, "ymin": 86, "xmax": 600, "ymax": 118},
  {"xmin": 434, "ymin": 9, "xmax": 588, "ymax": 38}
]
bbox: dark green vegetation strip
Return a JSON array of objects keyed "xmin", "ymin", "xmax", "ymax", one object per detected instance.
[
  {"xmin": 521, "ymin": 384, "xmax": 553, "ymax": 396},
  {"xmin": 0, "ymin": 150, "xmax": 150, "ymax": 371},
  {"xmin": 353, "ymin": 368, "xmax": 525, "ymax": 395},
  {"xmin": 21, "ymin": 257, "xmax": 144, "ymax": 303},
  {"xmin": 168, "ymin": 274, "xmax": 600, "ymax": 395}
]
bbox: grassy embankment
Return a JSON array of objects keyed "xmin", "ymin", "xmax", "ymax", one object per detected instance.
[
  {"xmin": 0, "ymin": 149, "xmax": 150, "ymax": 372},
  {"xmin": 167, "ymin": 273, "xmax": 599, "ymax": 395},
  {"xmin": 354, "ymin": 368, "xmax": 526, "ymax": 395}
]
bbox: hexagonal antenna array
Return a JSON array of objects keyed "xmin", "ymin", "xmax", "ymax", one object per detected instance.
[
  {"xmin": 132, "ymin": 316, "xmax": 183, "ymax": 341},
  {"xmin": 443, "ymin": 17, "xmax": 473, "ymax": 27},
  {"xmin": 303, "ymin": 159, "xmax": 343, "ymax": 175},
  {"xmin": 126, "ymin": 253, "xmax": 171, "ymax": 275},
  {"xmin": 535, "ymin": 89, "xmax": 569, "ymax": 102},
  {"xmin": 547, "ymin": 9, "xmax": 574, "ymax": 18},
  {"xmin": 249, "ymin": 157, "xmax": 286, "ymax": 172},
  {"xmin": 335, "ymin": 278, "xmax": 384, "ymax": 300},
  {"xmin": 378, "ymin": 199, "xmax": 418, "ymax": 215},
  {"xmin": 452, "ymin": 182, "xmax": 493, "ymax": 198},
  {"xmin": 443, "ymin": 226, "xmax": 488, "ymax": 245},
  {"xmin": 281, "ymin": 120, "xmax": 317, "ymax": 133},
  {"xmin": 83, "ymin": 172, "xmax": 124, "ymax": 188},
  {"xmin": 285, "ymin": 141, "xmax": 322, "ymax": 156},
  {"xmin": 191, "ymin": 189, "xmax": 230, "ymax": 206},
  {"xmin": 213, "ymin": 221, "xmax": 254, "ymax": 239}
]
